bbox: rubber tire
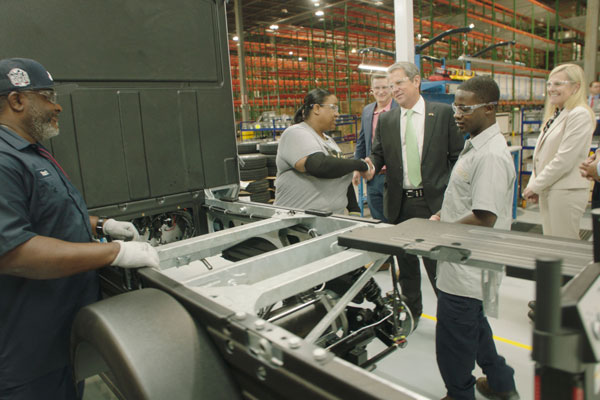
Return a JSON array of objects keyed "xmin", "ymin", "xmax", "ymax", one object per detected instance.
[
  {"xmin": 245, "ymin": 179, "xmax": 269, "ymax": 193},
  {"xmin": 250, "ymin": 190, "xmax": 271, "ymax": 203},
  {"xmin": 239, "ymin": 154, "xmax": 267, "ymax": 170},
  {"xmin": 267, "ymin": 166, "xmax": 278, "ymax": 177},
  {"xmin": 240, "ymin": 167, "xmax": 268, "ymax": 181},
  {"xmin": 265, "ymin": 154, "xmax": 277, "ymax": 167},
  {"xmin": 237, "ymin": 141, "xmax": 260, "ymax": 154},
  {"xmin": 259, "ymin": 141, "xmax": 278, "ymax": 155}
]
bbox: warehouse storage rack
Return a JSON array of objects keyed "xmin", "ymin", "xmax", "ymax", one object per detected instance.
[{"xmin": 228, "ymin": 1, "xmax": 581, "ymax": 122}]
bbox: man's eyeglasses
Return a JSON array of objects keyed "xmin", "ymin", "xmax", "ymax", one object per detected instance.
[
  {"xmin": 546, "ymin": 80, "xmax": 574, "ymax": 88},
  {"xmin": 391, "ymin": 77, "xmax": 412, "ymax": 87},
  {"xmin": 23, "ymin": 89, "xmax": 58, "ymax": 104},
  {"xmin": 451, "ymin": 102, "xmax": 497, "ymax": 115},
  {"xmin": 319, "ymin": 103, "xmax": 339, "ymax": 112}
]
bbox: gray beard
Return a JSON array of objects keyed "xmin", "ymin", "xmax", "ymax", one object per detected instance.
[
  {"xmin": 31, "ymin": 120, "xmax": 59, "ymax": 142},
  {"xmin": 27, "ymin": 103, "xmax": 59, "ymax": 142}
]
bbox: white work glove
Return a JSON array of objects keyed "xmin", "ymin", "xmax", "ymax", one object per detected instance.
[
  {"xmin": 103, "ymin": 219, "xmax": 140, "ymax": 241},
  {"xmin": 110, "ymin": 241, "xmax": 160, "ymax": 269}
]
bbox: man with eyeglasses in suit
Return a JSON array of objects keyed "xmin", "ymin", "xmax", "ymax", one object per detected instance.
[{"xmin": 363, "ymin": 62, "xmax": 463, "ymax": 328}]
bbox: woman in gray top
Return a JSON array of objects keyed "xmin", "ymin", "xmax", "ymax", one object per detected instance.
[{"xmin": 274, "ymin": 88, "xmax": 371, "ymax": 214}]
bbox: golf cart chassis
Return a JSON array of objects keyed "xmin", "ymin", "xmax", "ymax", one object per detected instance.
[{"xmin": 71, "ymin": 195, "xmax": 595, "ymax": 400}]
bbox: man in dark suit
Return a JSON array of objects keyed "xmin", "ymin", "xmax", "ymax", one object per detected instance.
[
  {"xmin": 364, "ymin": 61, "xmax": 464, "ymax": 325},
  {"xmin": 353, "ymin": 73, "xmax": 398, "ymax": 221}
]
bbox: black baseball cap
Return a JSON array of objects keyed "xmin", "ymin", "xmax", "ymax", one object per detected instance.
[{"xmin": 0, "ymin": 58, "xmax": 77, "ymax": 96}]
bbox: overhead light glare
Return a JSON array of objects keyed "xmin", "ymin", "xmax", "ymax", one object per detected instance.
[
  {"xmin": 269, "ymin": 24, "xmax": 279, "ymax": 30},
  {"xmin": 233, "ymin": 36, "xmax": 239, "ymax": 41},
  {"xmin": 351, "ymin": 48, "xmax": 357, "ymax": 53},
  {"xmin": 289, "ymin": 51, "xmax": 293, "ymax": 55},
  {"xmin": 298, "ymin": 57, "xmax": 303, "ymax": 61},
  {"xmin": 469, "ymin": 23, "xmax": 475, "ymax": 29},
  {"xmin": 358, "ymin": 64, "xmax": 388, "ymax": 72},
  {"xmin": 315, "ymin": 10, "xmax": 324, "ymax": 16}
]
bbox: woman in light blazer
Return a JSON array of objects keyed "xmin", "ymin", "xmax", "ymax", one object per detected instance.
[{"xmin": 523, "ymin": 64, "xmax": 596, "ymax": 239}]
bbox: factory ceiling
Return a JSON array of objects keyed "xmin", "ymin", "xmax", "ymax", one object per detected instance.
[{"xmin": 225, "ymin": 0, "xmax": 584, "ymax": 36}]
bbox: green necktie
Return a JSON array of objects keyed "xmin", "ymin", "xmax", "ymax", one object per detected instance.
[{"xmin": 405, "ymin": 109, "xmax": 422, "ymax": 187}]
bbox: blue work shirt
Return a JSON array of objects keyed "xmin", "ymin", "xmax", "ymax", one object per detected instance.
[{"xmin": 0, "ymin": 125, "xmax": 100, "ymax": 389}]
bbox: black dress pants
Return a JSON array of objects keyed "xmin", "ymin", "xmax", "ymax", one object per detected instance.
[
  {"xmin": 592, "ymin": 181, "xmax": 600, "ymax": 209},
  {"xmin": 393, "ymin": 195, "xmax": 438, "ymax": 318}
]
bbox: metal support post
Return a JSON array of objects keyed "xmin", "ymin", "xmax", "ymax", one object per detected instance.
[
  {"xmin": 234, "ymin": 0, "xmax": 250, "ymax": 121},
  {"xmin": 534, "ymin": 257, "xmax": 562, "ymax": 334},
  {"xmin": 584, "ymin": 0, "xmax": 600, "ymax": 86},
  {"xmin": 394, "ymin": 0, "xmax": 414, "ymax": 62}
]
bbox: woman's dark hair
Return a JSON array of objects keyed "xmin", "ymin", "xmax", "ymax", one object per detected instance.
[{"xmin": 293, "ymin": 88, "xmax": 332, "ymax": 123}]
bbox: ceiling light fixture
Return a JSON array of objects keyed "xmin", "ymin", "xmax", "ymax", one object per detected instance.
[
  {"xmin": 315, "ymin": 10, "xmax": 324, "ymax": 16},
  {"xmin": 233, "ymin": 36, "xmax": 239, "ymax": 41},
  {"xmin": 269, "ymin": 24, "xmax": 279, "ymax": 30},
  {"xmin": 298, "ymin": 57, "xmax": 303, "ymax": 61},
  {"xmin": 289, "ymin": 51, "xmax": 293, "ymax": 55},
  {"xmin": 358, "ymin": 64, "xmax": 388, "ymax": 72}
]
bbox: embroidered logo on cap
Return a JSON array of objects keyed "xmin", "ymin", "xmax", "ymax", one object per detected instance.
[
  {"xmin": 38, "ymin": 169, "xmax": 51, "ymax": 177},
  {"xmin": 7, "ymin": 68, "xmax": 31, "ymax": 87}
]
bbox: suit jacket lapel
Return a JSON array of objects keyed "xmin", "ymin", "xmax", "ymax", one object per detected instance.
[
  {"xmin": 536, "ymin": 111, "xmax": 567, "ymax": 150},
  {"xmin": 392, "ymin": 107, "xmax": 403, "ymax": 165},
  {"xmin": 421, "ymin": 101, "xmax": 434, "ymax": 163},
  {"xmin": 364, "ymin": 102, "xmax": 376, "ymax": 154}
]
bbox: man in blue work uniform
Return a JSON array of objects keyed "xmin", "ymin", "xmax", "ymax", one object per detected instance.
[{"xmin": 0, "ymin": 58, "xmax": 160, "ymax": 400}]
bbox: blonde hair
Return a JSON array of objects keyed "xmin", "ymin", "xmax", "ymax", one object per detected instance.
[{"xmin": 543, "ymin": 63, "xmax": 595, "ymax": 124}]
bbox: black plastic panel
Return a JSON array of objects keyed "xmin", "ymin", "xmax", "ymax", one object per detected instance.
[
  {"xmin": 2, "ymin": 1, "xmax": 219, "ymax": 82},
  {"xmin": 1, "ymin": 0, "xmax": 239, "ymax": 210}
]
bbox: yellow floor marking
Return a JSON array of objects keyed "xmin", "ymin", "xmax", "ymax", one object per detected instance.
[{"xmin": 421, "ymin": 313, "xmax": 532, "ymax": 351}]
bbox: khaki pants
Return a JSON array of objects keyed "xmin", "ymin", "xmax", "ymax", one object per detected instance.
[{"xmin": 538, "ymin": 188, "xmax": 588, "ymax": 239}]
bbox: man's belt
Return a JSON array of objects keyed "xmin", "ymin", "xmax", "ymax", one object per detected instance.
[{"xmin": 403, "ymin": 188, "xmax": 424, "ymax": 198}]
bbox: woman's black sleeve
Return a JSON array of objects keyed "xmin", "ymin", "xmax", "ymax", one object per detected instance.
[{"xmin": 304, "ymin": 152, "xmax": 368, "ymax": 179}]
